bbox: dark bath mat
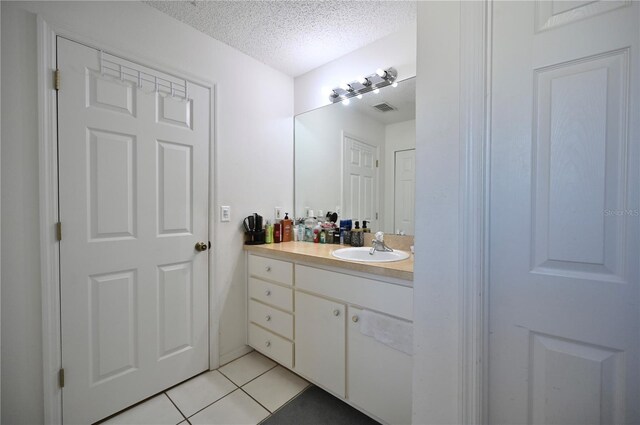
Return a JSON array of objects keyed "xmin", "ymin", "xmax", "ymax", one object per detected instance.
[{"xmin": 260, "ymin": 385, "xmax": 381, "ymax": 425}]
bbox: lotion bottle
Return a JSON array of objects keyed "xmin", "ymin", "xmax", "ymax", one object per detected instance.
[{"xmin": 281, "ymin": 213, "xmax": 293, "ymax": 242}]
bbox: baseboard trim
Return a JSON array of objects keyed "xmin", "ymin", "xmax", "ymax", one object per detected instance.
[{"xmin": 219, "ymin": 345, "xmax": 254, "ymax": 367}]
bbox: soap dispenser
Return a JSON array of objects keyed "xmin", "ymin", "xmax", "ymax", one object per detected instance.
[{"xmin": 350, "ymin": 221, "xmax": 363, "ymax": 247}]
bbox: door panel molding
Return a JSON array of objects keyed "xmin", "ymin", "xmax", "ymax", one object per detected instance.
[{"xmin": 37, "ymin": 18, "xmax": 216, "ymax": 425}]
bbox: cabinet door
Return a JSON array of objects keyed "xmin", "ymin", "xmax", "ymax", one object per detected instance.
[
  {"xmin": 295, "ymin": 292, "xmax": 346, "ymax": 397},
  {"xmin": 348, "ymin": 306, "xmax": 412, "ymax": 424}
]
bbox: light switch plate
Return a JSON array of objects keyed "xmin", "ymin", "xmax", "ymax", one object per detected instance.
[
  {"xmin": 274, "ymin": 207, "xmax": 283, "ymax": 220},
  {"xmin": 220, "ymin": 206, "xmax": 230, "ymax": 222}
]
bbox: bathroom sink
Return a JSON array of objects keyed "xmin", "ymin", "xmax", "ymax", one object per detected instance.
[{"xmin": 331, "ymin": 247, "xmax": 410, "ymax": 263}]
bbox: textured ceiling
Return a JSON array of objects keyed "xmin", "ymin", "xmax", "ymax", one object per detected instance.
[{"xmin": 144, "ymin": 0, "xmax": 416, "ymax": 77}]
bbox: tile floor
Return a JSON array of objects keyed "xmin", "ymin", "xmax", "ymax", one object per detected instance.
[{"xmin": 102, "ymin": 351, "xmax": 310, "ymax": 425}]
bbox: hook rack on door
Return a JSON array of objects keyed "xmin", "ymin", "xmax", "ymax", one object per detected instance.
[{"xmin": 98, "ymin": 50, "xmax": 189, "ymax": 101}]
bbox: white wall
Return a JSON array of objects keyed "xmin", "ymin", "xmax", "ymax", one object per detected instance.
[
  {"xmin": 383, "ymin": 119, "xmax": 415, "ymax": 233},
  {"xmin": 0, "ymin": 3, "xmax": 3, "ymax": 420},
  {"xmin": 294, "ymin": 26, "xmax": 417, "ymax": 115},
  {"xmin": 1, "ymin": 2, "xmax": 293, "ymax": 423},
  {"xmin": 412, "ymin": 2, "xmax": 462, "ymax": 424},
  {"xmin": 295, "ymin": 105, "xmax": 385, "ymax": 220}
]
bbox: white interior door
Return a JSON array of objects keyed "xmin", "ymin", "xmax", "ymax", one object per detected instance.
[
  {"xmin": 394, "ymin": 149, "xmax": 415, "ymax": 235},
  {"xmin": 57, "ymin": 37, "xmax": 210, "ymax": 424},
  {"xmin": 489, "ymin": 2, "xmax": 639, "ymax": 424},
  {"xmin": 343, "ymin": 136, "xmax": 378, "ymax": 229}
]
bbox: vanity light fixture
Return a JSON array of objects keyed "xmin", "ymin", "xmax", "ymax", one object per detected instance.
[{"xmin": 328, "ymin": 67, "xmax": 398, "ymax": 103}]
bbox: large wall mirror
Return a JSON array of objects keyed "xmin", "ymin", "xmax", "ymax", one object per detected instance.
[{"xmin": 295, "ymin": 77, "xmax": 415, "ymax": 235}]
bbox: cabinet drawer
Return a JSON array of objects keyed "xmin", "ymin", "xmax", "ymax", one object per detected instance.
[
  {"xmin": 249, "ymin": 300, "xmax": 293, "ymax": 340},
  {"xmin": 249, "ymin": 254, "xmax": 293, "ymax": 286},
  {"xmin": 296, "ymin": 264, "xmax": 413, "ymax": 321},
  {"xmin": 249, "ymin": 323, "xmax": 293, "ymax": 368},
  {"xmin": 249, "ymin": 277, "xmax": 293, "ymax": 312}
]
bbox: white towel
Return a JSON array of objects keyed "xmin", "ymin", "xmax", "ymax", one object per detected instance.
[{"xmin": 359, "ymin": 309, "xmax": 413, "ymax": 355}]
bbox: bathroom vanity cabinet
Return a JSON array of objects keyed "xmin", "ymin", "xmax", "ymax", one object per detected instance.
[{"xmin": 246, "ymin": 250, "xmax": 413, "ymax": 425}]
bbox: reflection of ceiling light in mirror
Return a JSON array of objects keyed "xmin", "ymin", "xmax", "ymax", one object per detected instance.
[
  {"xmin": 357, "ymin": 76, "xmax": 367, "ymax": 85},
  {"xmin": 392, "ymin": 82, "xmax": 398, "ymax": 87},
  {"xmin": 342, "ymin": 98, "xmax": 350, "ymax": 105},
  {"xmin": 357, "ymin": 94, "xmax": 363, "ymax": 99},
  {"xmin": 322, "ymin": 86, "xmax": 334, "ymax": 96},
  {"xmin": 373, "ymin": 88, "xmax": 380, "ymax": 94},
  {"xmin": 376, "ymin": 68, "xmax": 386, "ymax": 78},
  {"xmin": 340, "ymin": 83, "xmax": 350, "ymax": 91}
]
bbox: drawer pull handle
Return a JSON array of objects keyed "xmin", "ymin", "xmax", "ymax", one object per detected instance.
[
  {"xmin": 265, "ymin": 315, "xmax": 271, "ymax": 322},
  {"xmin": 265, "ymin": 266, "xmax": 272, "ymax": 272},
  {"xmin": 265, "ymin": 341, "xmax": 271, "ymax": 347},
  {"xmin": 265, "ymin": 290, "xmax": 271, "ymax": 296},
  {"xmin": 352, "ymin": 315, "xmax": 359, "ymax": 323},
  {"xmin": 333, "ymin": 309, "xmax": 340, "ymax": 317}
]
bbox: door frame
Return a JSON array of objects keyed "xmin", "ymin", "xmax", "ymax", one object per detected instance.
[
  {"xmin": 37, "ymin": 17, "xmax": 218, "ymax": 425},
  {"xmin": 413, "ymin": 1, "xmax": 491, "ymax": 424},
  {"xmin": 459, "ymin": 2, "xmax": 491, "ymax": 423}
]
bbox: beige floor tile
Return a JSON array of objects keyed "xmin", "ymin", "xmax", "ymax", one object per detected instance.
[
  {"xmin": 102, "ymin": 394, "xmax": 184, "ymax": 425},
  {"xmin": 242, "ymin": 366, "xmax": 309, "ymax": 412},
  {"xmin": 189, "ymin": 389, "xmax": 269, "ymax": 425},
  {"xmin": 219, "ymin": 351, "xmax": 276, "ymax": 386},
  {"xmin": 166, "ymin": 370, "xmax": 236, "ymax": 417}
]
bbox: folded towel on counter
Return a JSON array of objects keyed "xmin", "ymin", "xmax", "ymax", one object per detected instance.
[{"xmin": 359, "ymin": 309, "xmax": 413, "ymax": 355}]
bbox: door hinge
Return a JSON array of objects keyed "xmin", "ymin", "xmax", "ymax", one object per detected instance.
[
  {"xmin": 54, "ymin": 69, "xmax": 61, "ymax": 91},
  {"xmin": 375, "ymin": 159, "xmax": 379, "ymax": 168},
  {"xmin": 56, "ymin": 222, "xmax": 62, "ymax": 241},
  {"xmin": 58, "ymin": 368, "xmax": 65, "ymax": 388},
  {"xmin": 375, "ymin": 212, "xmax": 379, "ymax": 220}
]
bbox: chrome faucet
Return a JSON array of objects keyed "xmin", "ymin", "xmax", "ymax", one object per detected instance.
[{"xmin": 370, "ymin": 231, "xmax": 394, "ymax": 255}]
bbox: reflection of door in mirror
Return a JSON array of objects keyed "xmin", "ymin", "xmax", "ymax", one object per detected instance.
[
  {"xmin": 394, "ymin": 149, "xmax": 415, "ymax": 235},
  {"xmin": 343, "ymin": 135, "xmax": 378, "ymax": 230}
]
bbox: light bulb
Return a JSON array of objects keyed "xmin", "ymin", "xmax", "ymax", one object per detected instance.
[
  {"xmin": 340, "ymin": 82, "xmax": 350, "ymax": 91},
  {"xmin": 392, "ymin": 82, "xmax": 398, "ymax": 88},
  {"xmin": 342, "ymin": 98, "xmax": 351, "ymax": 105},
  {"xmin": 356, "ymin": 76, "xmax": 367, "ymax": 85},
  {"xmin": 373, "ymin": 88, "xmax": 380, "ymax": 94},
  {"xmin": 376, "ymin": 68, "xmax": 386, "ymax": 78},
  {"xmin": 322, "ymin": 86, "xmax": 334, "ymax": 96},
  {"xmin": 357, "ymin": 94, "xmax": 363, "ymax": 99}
]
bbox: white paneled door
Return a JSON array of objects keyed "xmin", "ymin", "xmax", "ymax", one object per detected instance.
[
  {"xmin": 343, "ymin": 136, "xmax": 378, "ymax": 230},
  {"xmin": 57, "ymin": 38, "xmax": 210, "ymax": 424},
  {"xmin": 489, "ymin": 2, "xmax": 639, "ymax": 424}
]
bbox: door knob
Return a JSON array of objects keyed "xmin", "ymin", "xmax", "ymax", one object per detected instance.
[{"xmin": 195, "ymin": 242, "xmax": 208, "ymax": 252}]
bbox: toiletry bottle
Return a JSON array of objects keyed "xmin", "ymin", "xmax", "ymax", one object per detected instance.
[
  {"xmin": 343, "ymin": 219, "xmax": 352, "ymax": 245},
  {"xmin": 274, "ymin": 223, "xmax": 281, "ymax": 243},
  {"xmin": 362, "ymin": 220, "xmax": 370, "ymax": 233},
  {"xmin": 281, "ymin": 213, "xmax": 293, "ymax": 242},
  {"xmin": 320, "ymin": 229, "xmax": 326, "ymax": 244},
  {"xmin": 297, "ymin": 220, "xmax": 305, "ymax": 241},
  {"xmin": 265, "ymin": 220, "xmax": 273, "ymax": 244},
  {"xmin": 350, "ymin": 221, "xmax": 362, "ymax": 247},
  {"xmin": 304, "ymin": 216, "xmax": 317, "ymax": 242}
]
